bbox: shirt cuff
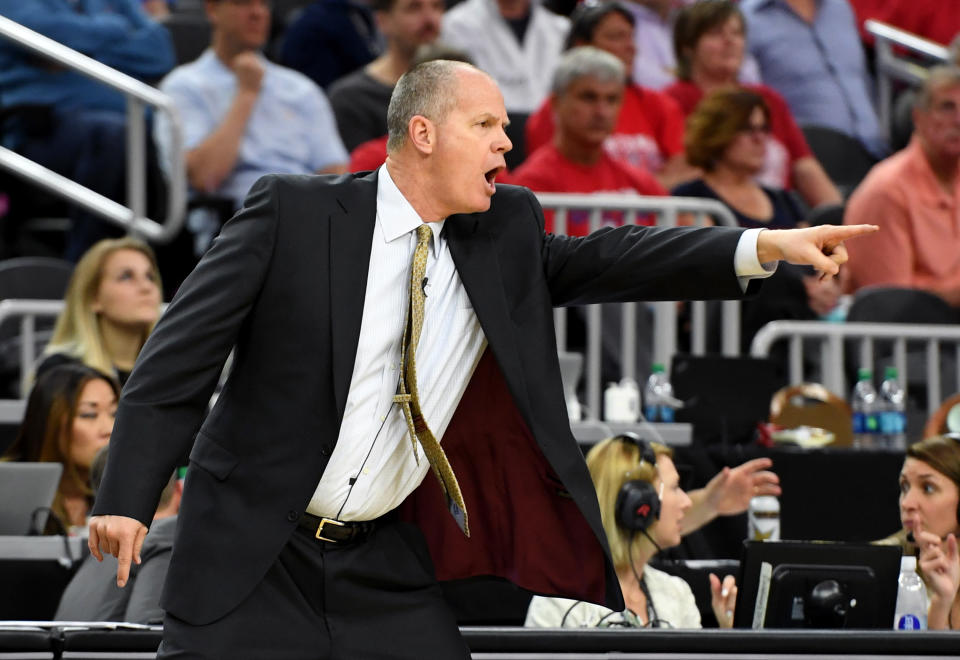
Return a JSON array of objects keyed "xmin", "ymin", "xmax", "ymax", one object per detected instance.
[{"xmin": 734, "ymin": 228, "xmax": 777, "ymax": 291}]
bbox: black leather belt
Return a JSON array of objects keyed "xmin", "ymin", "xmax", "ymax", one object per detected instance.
[{"xmin": 297, "ymin": 512, "xmax": 379, "ymax": 545}]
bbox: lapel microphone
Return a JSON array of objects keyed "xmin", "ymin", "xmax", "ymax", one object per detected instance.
[{"xmin": 421, "ymin": 277, "xmax": 428, "ymax": 297}]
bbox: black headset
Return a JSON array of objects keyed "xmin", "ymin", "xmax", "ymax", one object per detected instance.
[{"xmin": 613, "ymin": 433, "xmax": 661, "ymax": 533}]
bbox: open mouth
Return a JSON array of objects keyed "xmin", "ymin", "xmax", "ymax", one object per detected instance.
[{"xmin": 484, "ymin": 166, "xmax": 504, "ymax": 192}]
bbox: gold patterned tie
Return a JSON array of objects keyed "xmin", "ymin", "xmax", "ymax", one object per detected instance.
[{"xmin": 393, "ymin": 224, "xmax": 470, "ymax": 537}]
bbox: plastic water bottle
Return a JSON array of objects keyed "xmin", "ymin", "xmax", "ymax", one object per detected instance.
[
  {"xmin": 894, "ymin": 556, "xmax": 928, "ymax": 630},
  {"xmin": 851, "ymin": 368, "xmax": 879, "ymax": 448},
  {"xmin": 879, "ymin": 366, "xmax": 907, "ymax": 450},
  {"xmin": 643, "ymin": 364, "xmax": 675, "ymax": 423},
  {"xmin": 747, "ymin": 495, "xmax": 780, "ymax": 542}
]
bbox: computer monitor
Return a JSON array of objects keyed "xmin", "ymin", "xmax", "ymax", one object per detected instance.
[
  {"xmin": 0, "ymin": 462, "xmax": 63, "ymax": 534},
  {"xmin": 670, "ymin": 355, "xmax": 783, "ymax": 444},
  {"xmin": 733, "ymin": 541, "xmax": 902, "ymax": 630}
]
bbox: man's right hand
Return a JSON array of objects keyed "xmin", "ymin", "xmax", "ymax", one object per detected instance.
[
  {"xmin": 232, "ymin": 51, "xmax": 265, "ymax": 95},
  {"xmin": 88, "ymin": 515, "xmax": 148, "ymax": 588}
]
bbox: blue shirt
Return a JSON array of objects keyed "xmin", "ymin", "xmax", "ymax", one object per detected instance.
[
  {"xmin": 741, "ymin": 0, "xmax": 887, "ymax": 157},
  {"xmin": 155, "ymin": 50, "xmax": 348, "ymax": 252},
  {"xmin": 155, "ymin": 49, "xmax": 348, "ymax": 206},
  {"xmin": 0, "ymin": 0, "xmax": 174, "ymax": 113}
]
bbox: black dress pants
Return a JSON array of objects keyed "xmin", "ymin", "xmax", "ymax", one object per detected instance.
[{"xmin": 157, "ymin": 519, "xmax": 470, "ymax": 659}]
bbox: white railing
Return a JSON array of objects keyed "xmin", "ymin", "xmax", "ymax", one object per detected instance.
[
  {"xmin": 0, "ymin": 194, "xmax": 742, "ymax": 424},
  {"xmin": 0, "ymin": 299, "xmax": 65, "ymax": 398},
  {"xmin": 750, "ymin": 320, "xmax": 960, "ymax": 418},
  {"xmin": 536, "ymin": 193, "xmax": 742, "ymax": 421},
  {"xmin": 0, "ymin": 14, "xmax": 186, "ymax": 243},
  {"xmin": 866, "ymin": 20, "xmax": 950, "ymax": 142},
  {"xmin": 0, "ymin": 299, "xmax": 176, "ymax": 402}
]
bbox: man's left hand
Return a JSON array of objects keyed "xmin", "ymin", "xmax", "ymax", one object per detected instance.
[{"xmin": 756, "ymin": 225, "xmax": 879, "ymax": 277}]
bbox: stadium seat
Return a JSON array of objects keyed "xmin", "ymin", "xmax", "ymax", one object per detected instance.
[
  {"xmin": 0, "ymin": 256, "xmax": 74, "ymax": 398},
  {"xmin": 504, "ymin": 112, "xmax": 529, "ymax": 172},
  {"xmin": 804, "ymin": 202, "xmax": 844, "ymax": 227},
  {"xmin": 160, "ymin": 12, "xmax": 211, "ymax": 66},
  {"xmin": 800, "ymin": 125, "xmax": 877, "ymax": 198}
]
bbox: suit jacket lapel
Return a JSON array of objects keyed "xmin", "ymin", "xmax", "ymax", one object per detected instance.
[
  {"xmin": 446, "ymin": 214, "xmax": 532, "ymax": 418},
  {"xmin": 329, "ymin": 172, "xmax": 378, "ymax": 421}
]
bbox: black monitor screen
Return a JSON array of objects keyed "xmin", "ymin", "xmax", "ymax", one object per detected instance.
[
  {"xmin": 733, "ymin": 541, "xmax": 902, "ymax": 630},
  {"xmin": 670, "ymin": 355, "xmax": 783, "ymax": 444}
]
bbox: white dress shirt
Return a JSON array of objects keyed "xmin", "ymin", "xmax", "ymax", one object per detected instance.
[
  {"xmin": 306, "ymin": 166, "xmax": 487, "ymax": 520},
  {"xmin": 307, "ymin": 166, "xmax": 774, "ymax": 521},
  {"xmin": 441, "ymin": 0, "xmax": 570, "ymax": 113}
]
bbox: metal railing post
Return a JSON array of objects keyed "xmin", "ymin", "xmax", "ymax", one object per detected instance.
[
  {"xmin": 865, "ymin": 20, "xmax": 950, "ymax": 141},
  {"xmin": 126, "ymin": 96, "xmax": 147, "ymax": 237},
  {"xmin": 0, "ymin": 14, "xmax": 187, "ymax": 243},
  {"xmin": 752, "ymin": 321, "xmax": 960, "ymax": 414},
  {"xmin": 535, "ymin": 193, "xmax": 743, "ymax": 420}
]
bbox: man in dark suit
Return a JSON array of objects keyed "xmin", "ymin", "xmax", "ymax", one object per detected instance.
[{"xmin": 89, "ymin": 60, "xmax": 875, "ymax": 658}]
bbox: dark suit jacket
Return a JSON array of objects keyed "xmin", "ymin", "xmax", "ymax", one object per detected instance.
[{"xmin": 93, "ymin": 171, "xmax": 749, "ymax": 625}]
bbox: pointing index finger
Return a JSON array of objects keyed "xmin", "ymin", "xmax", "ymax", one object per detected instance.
[
  {"xmin": 822, "ymin": 224, "xmax": 879, "ymax": 246},
  {"xmin": 116, "ymin": 528, "xmax": 139, "ymax": 588}
]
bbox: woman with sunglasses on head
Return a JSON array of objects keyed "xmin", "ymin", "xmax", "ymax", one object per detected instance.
[
  {"xmin": 525, "ymin": 435, "xmax": 751, "ymax": 628},
  {"xmin": 673, "ymin": 87, "xmax": 842, "ymax": 350},
  {"xmin": 878, "ymin": 435, "xmax": 960, "ymax": 630}
]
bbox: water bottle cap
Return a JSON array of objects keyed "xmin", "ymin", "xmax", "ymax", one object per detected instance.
[
  {"xmin": 885, "ymin": 366, "xmax": 898, "ymax": 379},
  {"xmin": 857, "ymin": 368, "xmax": 872, "ymax": 381},
  {"xmin": 900, "ymin": 555, "xmax": 917, "ymax": 571},
  {"xmin": 651, "ymin": 363, "xmax": 665, "ymax": 373}
]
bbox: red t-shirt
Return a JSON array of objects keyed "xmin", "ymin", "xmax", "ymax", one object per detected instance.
[
  {"xmin": 525, "ymin": 83, "xmax": 685, "ymax": 174},
  {"xmin": 510, "ymin": 143, "xmax": 668, "ymax": 235},
  {"xmin": 349, "ymin": 134, "xmax": 389, "ymax": 172},
  {"xmin": 663, "ymin": 81, "xmax": 812, "ymax": 190}
]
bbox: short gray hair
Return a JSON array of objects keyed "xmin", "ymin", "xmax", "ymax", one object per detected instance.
[
  {"xmin": 386, "ymin": 60, "xmax": 472, "ymax": 152},
  {"xmin": 916, "ymin": 65, "xmax": 960, "ymax": 110},
  {"xmin": 949, "ymin": 33, "xmax": 960, "ymax": 67},
  {"xmin": 551, "ymin": 46, "xmax": 625, "ymax": 97}
]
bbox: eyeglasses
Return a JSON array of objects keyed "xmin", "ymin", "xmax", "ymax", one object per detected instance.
[
  {"xmin": 739, "ymin": 123, "xmax": 771, "ymax": 137},
  {"xmin": 220, "ymin": 0, "xmax": 272, "ymax": 7}
]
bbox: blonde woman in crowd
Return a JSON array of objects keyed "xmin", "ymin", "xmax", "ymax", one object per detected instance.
[
  {"xmin": 38, "ymin": 237, "xmax": 162, "ymax": 387},
  {"xmin": 526, "ymin": 435, "xmax": 743, "ymax": 628}
]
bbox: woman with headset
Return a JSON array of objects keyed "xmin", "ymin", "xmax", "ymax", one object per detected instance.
[
  {"xmin": 525, "ymin": 434, "xmax": 746, "ymax": 628},
  {"xmin": 878, "ymin": 434, "xmax": 960, "ymax": 630}
]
